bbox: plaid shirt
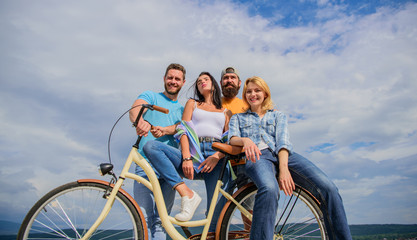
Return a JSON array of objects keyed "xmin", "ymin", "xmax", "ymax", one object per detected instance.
[{"xmin": 228, "ymin": 109, "xmax": 293, "ymax": 155}]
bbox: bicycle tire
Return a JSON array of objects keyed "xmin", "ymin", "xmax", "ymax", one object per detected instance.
[
  {"xmin": 17, "ymin": 181, "xmax": 145, "ymax": 240},
  {"xmin": 217, "ymin": 183, "xmax": 328, "ymax": 240}
]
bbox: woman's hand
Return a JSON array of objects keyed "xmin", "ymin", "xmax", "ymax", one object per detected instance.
[
  {"xmin": 242, "ymin": 138, "xmax": 262, "ymax": 163},
  {"xmin": 278, "ymin": 167, "xmax": 295, "ymax": 196},
  {"xmin": 277, "ymin": 149, "xmax": 294, "ymax": 195},
  {"xmin": 198, "ymin": 154, "xmax": 221, "ymax": 173},
  {"xmin": 182, "ymin": 159, "xmax": 194, "ymax": 180},
  {"xmin": 150, "ymin": 126, "xmax": 167, "ymax": 138}
]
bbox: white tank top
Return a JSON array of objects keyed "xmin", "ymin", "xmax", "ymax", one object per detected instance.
[{"xmin": 192, "ymin": 104, "xmax": 226, "ymax": 139}]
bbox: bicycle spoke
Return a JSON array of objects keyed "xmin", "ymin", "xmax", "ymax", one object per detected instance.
[
  {"xmin": 18, "ymin": 182, "xmax": 143, "ymax": 240},
  {"xmin": 277, "ymin": 190, "xmax": 300, "ymax": 234},
  {"xmin": 282, "ymin": 218, "xmax": 320, "ymax": 237},
  {"xmin": 36, "ymin": 207, "xmax": 74, "ymax": 239},
  {"xmin": 218, "ymin": 184, "xmax": 326, "ymax": 239},
  {"xmin": 53, "ymin": 199, "xmax": 82, "ymax": 239},
  {"xmin": 32, "ymin": 219, "xmax": 71, "ymax": 239},
  {"xmin": 101, "ymin": 229, "xmax": 134, "ymax": 240}
]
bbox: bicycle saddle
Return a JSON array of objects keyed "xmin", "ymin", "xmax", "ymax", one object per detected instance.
[{"xmin": 212, "ymin": 142, "xmax": 244, "ymax": 156}]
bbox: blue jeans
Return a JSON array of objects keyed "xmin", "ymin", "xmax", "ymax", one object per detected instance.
[
  {"xmin": 245, "ymin": 149, "xmax": 352, "ymax": 240},
  {"xmin": 134, "ymin": 166, "xmax": 176, "ymax": 240},
  {"xmin": 143, "ymin": 140, "xmax": 231, "ymax": 232},
  {"xmin": 288, "ymin": 152, "xmax": 352, "ymax": 240},
  {"xmin": 245, "ymin": 149, "xmax": 280, "ymax": 240}
]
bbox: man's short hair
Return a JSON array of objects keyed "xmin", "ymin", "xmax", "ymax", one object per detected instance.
[
  {"xmin": 221, "ymin": 67, "xmax": 240, "ymax": 81},
  {"xmin": 165, "ymin": 63, "xmax": 186, "ymax": 79}
]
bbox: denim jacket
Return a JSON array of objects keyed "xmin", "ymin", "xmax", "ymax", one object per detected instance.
[{"xmin": 228, "ymin": 109, "xmax": 293, "ymax": 155}]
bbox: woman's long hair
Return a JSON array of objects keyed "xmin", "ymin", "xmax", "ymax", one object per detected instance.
[
  {"xmin": 242, "ymin": 76, "xmax": 274, "ymax": 112},
  {"xmin": 192, "ymin": 72, "xmax": 222, "ymax": 109}
]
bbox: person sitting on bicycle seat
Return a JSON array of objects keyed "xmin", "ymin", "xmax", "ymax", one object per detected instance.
[
  {"xmin": 129, "ymin": 63, "xmax": 186, "ymax": 240},
  {"xmin": 228, "ymin": 76, "xmax": 352, "ymax": 240},
  {"xmin": 144, "ymin": 72, "xmax": 232, "ymax": 228}
]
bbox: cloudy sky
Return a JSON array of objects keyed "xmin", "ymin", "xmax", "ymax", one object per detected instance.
[{"xmin": 1, "ymin": 0, "xmax": 417, "ymax": 226}]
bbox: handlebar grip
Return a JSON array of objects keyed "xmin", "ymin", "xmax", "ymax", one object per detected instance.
[{"xmin": 152, "ymin": 105, "xmax": 169, "ymax": 114}]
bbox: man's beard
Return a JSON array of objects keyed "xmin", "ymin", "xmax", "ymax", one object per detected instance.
[
  {"xmin": 222, "ymin": 82, "xmax": 240, "ymax": 98},
  {"xmin": 164, "ymin": 83, "xmax": 181, "ymax": 96}
]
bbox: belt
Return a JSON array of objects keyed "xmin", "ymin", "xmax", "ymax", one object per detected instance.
[{"xmin": 198, "ymin": 137, "xmax": 221, "ymax": 142}]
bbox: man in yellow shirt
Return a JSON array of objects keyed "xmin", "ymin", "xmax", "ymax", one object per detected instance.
[
  {"xmin": 220, "ymin": 66, "xmax": 253, "ymax": 231},
  {"xmin": 220, "ymin": 67, "xmax": 249, "ymax": 115},
  {"xmin": 220, "ymin": 67, "xmax": 251, "ymax": 192}
]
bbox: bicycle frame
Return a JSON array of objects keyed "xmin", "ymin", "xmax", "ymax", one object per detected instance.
[
  {"xmin": 79, "ymin": 104, "xmax": 252, "ymax": 240},
  {"xmin": 82, "ymin": 146, "xmax": 251, "ymax": 240},
  {"xmin": 18, "ymin": 104, "xmax": 327, "ymax": 240}
]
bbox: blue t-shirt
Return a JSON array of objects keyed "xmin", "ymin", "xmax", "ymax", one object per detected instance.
[{"xmin": 136, "ymin": 91, "xmax": 184, "ymax": 161}]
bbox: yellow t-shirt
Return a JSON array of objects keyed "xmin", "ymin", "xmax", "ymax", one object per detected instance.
[{"xmin": 222, "ymin": 97, "xmax": 249, "ymax": 115}]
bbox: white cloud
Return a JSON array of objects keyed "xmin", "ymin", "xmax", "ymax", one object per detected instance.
[
  {"xmin": 1, "ymin": 0, "xmax": 416, "ymax": 226},
  {"xmin": 335, "ymin": 175, "xmax": 407, "ymax": 202}
]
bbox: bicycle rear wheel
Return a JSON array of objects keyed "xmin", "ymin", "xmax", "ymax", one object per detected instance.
[
  {"xmin": 218, "ymin": 183, "xmax": 327, "ymax": 240},
  {"xmin": 18, "ymin": 181, "xmax": 145, "ymax": 240}
]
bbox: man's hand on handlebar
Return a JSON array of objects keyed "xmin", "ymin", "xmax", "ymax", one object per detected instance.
[{"xmin": 136, "ymin": 118, "xmax": 152, "ymax": 137}]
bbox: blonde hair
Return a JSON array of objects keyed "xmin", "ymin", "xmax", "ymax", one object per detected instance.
[{"xmin": 242, "ymin": 76, "xmax": 274, "ymax": 112}]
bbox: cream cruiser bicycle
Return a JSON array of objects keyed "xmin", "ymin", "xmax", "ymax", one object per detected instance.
[{"xmin": 18, "ymin": 104, "xmax": 328, "ymax": 240}]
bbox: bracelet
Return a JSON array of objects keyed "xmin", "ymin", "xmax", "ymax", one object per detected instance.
[{"xmin": 182, "ymin": 157, "xmax": 193, "ymax": 162}]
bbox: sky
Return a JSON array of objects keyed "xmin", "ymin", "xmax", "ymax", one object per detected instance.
[{"xmin": 1, "ymin": 0, "xmax": 417, "ymax": 227}]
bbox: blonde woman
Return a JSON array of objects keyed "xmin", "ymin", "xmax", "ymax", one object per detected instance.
[{"xmin": 228, "ymin": 76, "xmax": 351, "ymax": 240}]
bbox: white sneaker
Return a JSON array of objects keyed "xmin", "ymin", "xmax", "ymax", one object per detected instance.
[{"xmin": 175, "ymin": 190, "xmax": 202, "ymax": 221}]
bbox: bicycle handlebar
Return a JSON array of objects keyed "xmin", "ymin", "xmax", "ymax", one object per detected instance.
[
  {"xmin": 132, "ymin": 104, "xmax": 169, "ymax": 149},
  {"xmin": 132, "ymin": 104, "xmax": 169, "ymax": 128},
  {"xmin": 151, "ymin": 105, "xmax": 169, "ymax": 114}
]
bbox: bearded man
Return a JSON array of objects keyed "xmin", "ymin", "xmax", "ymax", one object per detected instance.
[{"xmin": 220, "ymin": 67, "xmax": 249, "ymax": 115}]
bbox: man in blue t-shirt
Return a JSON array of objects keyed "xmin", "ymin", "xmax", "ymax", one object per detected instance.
[{"xmin": 129, "ymin": 63, "xmax": 186, "ymax": 240}]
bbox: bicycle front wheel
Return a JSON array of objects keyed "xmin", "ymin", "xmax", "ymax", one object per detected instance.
[
  {"xmin": 218, "ymin": 183, "xmax": 327, "ymax": 240},
  {"xmin": 18, "ymin": 181, "xmax": 145, "ymax": 240}
]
